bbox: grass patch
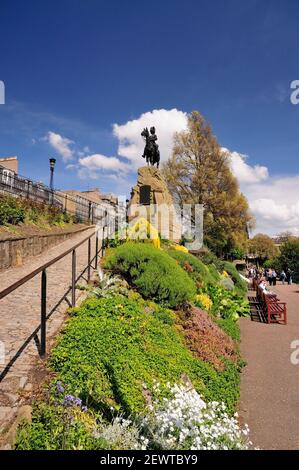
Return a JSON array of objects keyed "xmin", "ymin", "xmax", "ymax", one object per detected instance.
[{"xmin": 50, "ymin": 296, "xmax": 241, "ymax": 415}]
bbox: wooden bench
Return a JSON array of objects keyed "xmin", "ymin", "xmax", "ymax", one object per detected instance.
[{"xmin": 256, "ymin": 286, "xmax": 287, "ymax": 325}]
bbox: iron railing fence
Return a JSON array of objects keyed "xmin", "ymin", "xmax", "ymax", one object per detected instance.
[
  {"xmin": 0, "ymin": 227, "xmax": 108, "ymax": 383},
  {"xmin": 0, "ymin": 165, "xmax": 112, "ymax": 225}
]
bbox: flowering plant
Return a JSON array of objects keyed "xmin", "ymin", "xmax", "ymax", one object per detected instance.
[
  {"xmin": 174, "ymin": 245, "xmax": 189, "ymax": 253},
  {"xmin": 142, "ymin": 383, "xmax": 252, "ymax": 450},
  {"xmin": 195, "ymin": 293, "xmax": 213, "ymax": 311},
  {"xmin": 127, "ymin": 217, "xmax": 161, "ymax": 249}
]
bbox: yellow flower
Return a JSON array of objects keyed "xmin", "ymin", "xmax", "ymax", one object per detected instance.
[
  {"xmin": 195, "ymin": 293, "xmax": 213, "ymax": 311},
  {"xmin": 222, "ymin": 271, "xmax": 229, "ymax": 278},
  {"xmin": 174, "ymin": 245, "xmax": 189, "ymax": 253},
  {"xmin": 127, "ymin": 217, "xmax": 161, "ymax": 249}
]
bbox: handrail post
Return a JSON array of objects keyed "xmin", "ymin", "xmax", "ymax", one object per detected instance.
[
  {"xmin": 102, "ymin": 226, "xmax": 105, "ymax": 257},
  {"xmin": 88, "ymin": 202, "xmax": 92, "ymax": 225},
  {"xmin": 95, "ymin": 231, "xmax": 99, "ymax": 269},
  {"xmin": 64, "ymin": 194, "xmax": 68, "ymax": 212},
  {"xmin": 72, "ymin": 249, "xmax": 76, "ymax": 307},
  {"xmin": 40, "ymin": 269, "xmax": 47, "ymax": 358},
  {"xmin": 87, "ymin": 238, "xmax": 91, "ymax": 282}
]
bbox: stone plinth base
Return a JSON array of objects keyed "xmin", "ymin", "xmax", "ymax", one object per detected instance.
[{"xmin": 128, "ymin": 167, "xmax": 182, "ymax": 242}]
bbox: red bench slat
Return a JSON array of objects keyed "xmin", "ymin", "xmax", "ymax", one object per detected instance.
[{"xmin": 255, "ymin": 286, "xmax": 287, "ymax": 325}]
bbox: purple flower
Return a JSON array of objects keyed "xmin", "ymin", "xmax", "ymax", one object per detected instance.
[
  {"xmin": 63, "ymin": 394, "xmax": 75, "ymax": 406},
  {"xmin": 62, "ymin": 394, "xmax": 85, "ymax": 410},
  {"xmin": 75, "ymin": 398, "xmax": 82, "ymax": 407}
]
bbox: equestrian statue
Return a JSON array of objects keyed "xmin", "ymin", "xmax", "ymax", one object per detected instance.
[{"xmin": 141, "ymin": 126, "xmax": 160, "ymax": 168}]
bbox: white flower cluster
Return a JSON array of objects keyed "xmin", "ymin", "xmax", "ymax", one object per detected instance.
[
  {"xmin": 143, "ymin": 383, "xmax": 252, "ymax": 450},
  {"xmin": 94, "ymin": 416, "xmax": 149, "ymax": 450},
  {"xmin": 94, "ymin": 383, "xmax": 252, "ymax": 450}
]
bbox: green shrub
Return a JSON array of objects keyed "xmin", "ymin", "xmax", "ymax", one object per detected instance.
[
  {"xmin": 63, "ymin": 211, "xmax": 72, "ymax": 224},
  {"xmin": 50, "ymin": 296, "xmax": 241, "ymax": 415},
  {"xmin": 0, "ymin": 196, "xmax": 25, "ymax": 225},
  {"xmin": 196, "ymin": 248, "xmax": 225, "ymax": 272},
  {"xmin": 277, "ymin": 239, "xmax": 299, "ymax": 283},
  {"xmin": 206, "ymin": 284, "xmax": 250, "ymax": 321},
  {"xmin": 73, "ymin": 214, "xmax": 84, "ymax": 224},
  {"xmin": 167, "ymin": 249, "xmax": 218, "ymax": 287},
  {"xmin": 15, "ymin": 402, "xmax": 107, "ymax": 450},
  {"xmin": 104, "ymin": 243, "xmax": 196, "ymax": 308},
  {"xmin": 0, "ymin": 196, "xmax": 75, "ymax": 227},
  {"xmin": 220, "ymin": 277, "xmax": 235, "ymax": 291},
  {"xmin": 208, "ymin": 264, "xmax": 221, "ymax": 283},
  {"xmin": 223, "ymin": 262, "xmax": 247, "ymax": 295},
  {"xmin": 217, "ymin": 318, "xmax": 241, "ymax": 342}
]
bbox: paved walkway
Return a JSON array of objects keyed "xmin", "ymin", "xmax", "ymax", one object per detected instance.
[
  {"xmin": 240, "ymin": 282, "xmax": 299, "ymax": 450},
  {"xmin": 0, "ymin": 226, "xmax": 98, "ymax": 437}
]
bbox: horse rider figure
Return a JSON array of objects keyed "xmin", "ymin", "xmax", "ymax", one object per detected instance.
[{"xmin": 141, "ymin": 126, "xmax": 160, "ymax": 168}]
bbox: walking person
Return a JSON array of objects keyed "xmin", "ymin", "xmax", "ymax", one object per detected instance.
[
  {"xmin": 286, "ymin": 268, "xmax": 292, "ymax": 285},
  {"xmin": 272, "ymin": 269, "xmax": 277, "ymax": 286},
  {"xmin": 268, "ymin": 269, "xmax": 273, "ymax": 286},
  {"xmin": 280, "ymin": 270, "xmax": 286, "ymax": 285}
]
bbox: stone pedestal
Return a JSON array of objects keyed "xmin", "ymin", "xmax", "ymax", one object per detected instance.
[{"xmin": 128, "ymin": 166, "xmax": 182, "ymax": 242}]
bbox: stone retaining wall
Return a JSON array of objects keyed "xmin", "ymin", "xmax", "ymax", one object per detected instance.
[{"xmin": 0, "ymin": 226, "xmax": 92, "ymax": 271}]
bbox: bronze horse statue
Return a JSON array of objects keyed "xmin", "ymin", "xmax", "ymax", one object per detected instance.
[{"xmin": 141, "ymin": 127, "xmax": 160, "ymax": 168}]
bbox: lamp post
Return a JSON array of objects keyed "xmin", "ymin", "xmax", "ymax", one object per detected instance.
[
  {"xmin": 49, "ymin": 158, "xmax": 56, "ymax": 190},
  {"xmin": 49, "ymin": 158, "xmax": 56, "ymax": 204}
]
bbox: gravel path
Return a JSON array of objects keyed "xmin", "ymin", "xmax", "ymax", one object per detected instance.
[
  {"xmin": 0, "ymin": 226, "xmax": 98, "ymax": 436},
  {"xmin": 240, "ymin": 282, "xmax": 299, "ymax": 450}
]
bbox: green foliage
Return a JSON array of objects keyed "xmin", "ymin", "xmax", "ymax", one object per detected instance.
[
  {"xmin": 249, "ymin": 233, "xmax": 279, "ymax": 262},
  {"xmin": 219, "ymin": 277, "xmax": 235, "ymax": 291},
  {"xmin": 277, "ymin": 238, "xmax": 299, "ymax": 282},
  {"xmin": 62, "ymin": 211, "xmax": 72, "ymax": 224},
  {"xmin": 228, "ymin": 247, "xmax": 245, "ymax": 260},
  {"xmin": 222, "ymin": 262, "xmax": 247, "ymax": 295},
  {"xmin": 104, "ymin": 230, "xmax": 126, "ymax": 249},
  {"xmin": 0, "ymin": 195, "xmax": 76, "ymax": 227},
  {"xmin": 0, "ymin": 196, "xmax": 25, "ymax": 225},
  {"xmin": 167, "ymin": 248, "xmax": 219, "ymax": 287},
  {"xmin": 15, "ymin": 240, "xmax": 246, "ymax": 450},
  {"xmin": 208, "ymin": 264, "xmax": 221, "ymax": 283},
  {"xmin": 78, "ymin": 269, "xmax": 128, "ymax": 299},
  {"xmin": 195, "ymin": 248, "xmax": 225, "ymax": 272},
  {"xmin": 104, "ymin": 242, "xmax": 196, "ymax": 308},
  {"xmin": 206, "ymin": 284, "xmax": 250, "ymax": 321},
  {"xmin": 162, "ymin": 111, "xmax": 253, "ymax": 258},
  {"xmin": 50, "ymin": 296, "xmax": 240, "ymax": 415},
  {"xmin": 15, "ymin": 402, "xmax": 107, "ymax": 450},
  {"xmin": 216, "ymin": 318, "xmax": 241, "ymax": 342},
  {"xmin": 73, "ymin": 213, "xmax": 83, "ymax": 224}
]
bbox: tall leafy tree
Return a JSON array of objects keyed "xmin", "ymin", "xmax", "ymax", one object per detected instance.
[
  {"xmin": 248, "ymin": 233, "xmax": 279, "ymax": 264},
  {"xmin": 278, "ymin": 238, "xmax": 299, "ymax": 282},
  {"xmin": 162, "ymin": 111, "xmax": 254, "ymax": 256}
]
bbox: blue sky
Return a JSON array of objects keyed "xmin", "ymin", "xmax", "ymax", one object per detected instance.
[{"xmin": 0, "ymin": 0, "xmax": 299, "ymax": 234}]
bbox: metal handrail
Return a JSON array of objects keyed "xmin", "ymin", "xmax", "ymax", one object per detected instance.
[
  {"xmin": 0, "ymin": 165, "xmax": 113, "ymax": 225},
  {"xmin": 0, "ymin": 226, "xmax": 107, "ymax": 382},
  {"xmin": 0, "ymin": 230, "xmax": 96, "ymax": 300}
]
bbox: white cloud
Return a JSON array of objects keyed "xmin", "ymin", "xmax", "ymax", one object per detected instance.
[
  {"xmin": 75, "ymin": 108, "xmax": 188, "ymax": 182},
  {"xmin": 113, "ymin": 108, "xmax": 188, "ymax": 168},
  {"xmin": 245, "ymin": 176, "xmax": 299, "ymax": 236},
  {"xmin": 225, "ymin": 147, "xmax": 299, "ymax": 236},
  {"xmin": 78, "ymin": 153, "xmax": 129, "ymax": 174},
  {"xmin": 45, "ymin": 131, "xmax": 74, "ymax": 162},
  {"xmin": 223, "ymin": 148, "xmax": 269, "ymax": 184}
]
